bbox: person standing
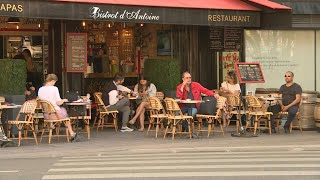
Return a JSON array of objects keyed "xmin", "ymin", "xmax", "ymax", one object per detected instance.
[
  {"xmin": 269, "ymin": 71, "xmax": 302, "ymax": 133},
  {"xmin": 102, "ymin": 73, "xmax": 133, "ymax": 132}
]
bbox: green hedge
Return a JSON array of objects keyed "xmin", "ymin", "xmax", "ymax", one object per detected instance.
[
  {"xmin": 144, "ymin": 58, "xmax": 180, "ymax": 93},
  {"xmin": 0, "ymin": 59, "xmax": 27, "ymax": 95}
]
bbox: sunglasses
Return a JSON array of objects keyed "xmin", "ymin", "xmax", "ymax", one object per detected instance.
[{"xmin": 284, "ymin": 75, "xmax": 291, "ymax": 77}]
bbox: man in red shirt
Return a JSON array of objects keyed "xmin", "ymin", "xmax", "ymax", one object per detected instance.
[{"xmin": 176, "ymin": 71, "xmax": 219, "ymax": 122}]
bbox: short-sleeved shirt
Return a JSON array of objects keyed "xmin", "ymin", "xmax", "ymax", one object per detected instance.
[
  {"xmin": 279, "ymin": 83, "xmax": 302, "ymax": 107},
  {"xmin": 134, "ymin": 83, "xmax": 157, "ymax": 97},
  {"xmin": 221, "ymin": 81, "xmax": 241, "ymax": 94},
  {"xmin": 38, "ymin": 86, "xmax": 62, "ymax": 110}
]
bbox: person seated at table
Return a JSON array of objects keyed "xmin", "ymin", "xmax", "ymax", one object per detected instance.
[
  {"xmin": 38, "ymin": 74, "xmax": 77, "ymax": 139},
  {"xmin": 220, "ymin": 71, "xmax": 241, "ymax": 126},
  {"xmin": 268, "ymin": 71, "xmax": 302, "ymax": 133},
  {"xmin": 102, "ymin": 73, "xmax": 134, "ymax": 132},
  {"xmin": 220, "ymin": 71, "xmax": 240, "ymax": 96},
  {"xmin": 176, "ymin": 71, "xmax": 219, "ymax": 130},
  {"xmin": 129, "ymin": 75, "xmax": 157, "ymax": 131},
  {"xmin": 25, "ymin": 82, "xmax": 37, "ymax": 101}
]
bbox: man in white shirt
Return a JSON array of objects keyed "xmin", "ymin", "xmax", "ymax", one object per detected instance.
[{"xmin": 102, "ymin": 73, "xmax": 133, "ymax": 132}]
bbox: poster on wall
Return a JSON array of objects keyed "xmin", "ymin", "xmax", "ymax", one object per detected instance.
[
  {"xmin": 245, "ymin": 30, "xmax": 315, "ymax": 92},
  {"xmin": 221, "ymin": 51, "xmax": 240, "ymax": 81},
  {"xmin": 157, "ymin": 31, "xmax": 171, "ymax": 56}
]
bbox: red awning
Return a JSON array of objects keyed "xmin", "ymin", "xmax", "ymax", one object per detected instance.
[
  {"xmin": 247, "ymin": 0, "xmax": 291, "ymax": 10},
  {"xmin": 51, "ymin": 0, "xmax": 261, "ymax": 11}
]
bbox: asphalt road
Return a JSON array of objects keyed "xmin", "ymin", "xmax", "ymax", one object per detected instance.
[{"xmin": 1, "ymin": 149, "xmax": 320, "ymax": 180}]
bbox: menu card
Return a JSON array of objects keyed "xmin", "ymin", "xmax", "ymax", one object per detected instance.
[
  {"xmin": 234, "ymin": 62, "xmax": 265, "ymax": 83},
  {"xmin": 66, "ymin": 33, "xmax": 87, "ymax": 72}
]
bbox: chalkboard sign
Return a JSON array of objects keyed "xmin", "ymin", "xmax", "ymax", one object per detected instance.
[
  {"xmin": 224, "ymin": 28, "xmax": 242, "ymax": 51},
  {"xmin": 209, "ymin": 27, "xmax": 224, "ymax": 50},
  {"xmin": 66, "ymin": 33, "xmax": 87, "ymax": 72},
  {"xmin": 234, "ymin": 62, "xmax": 265, "ymax": 83}
]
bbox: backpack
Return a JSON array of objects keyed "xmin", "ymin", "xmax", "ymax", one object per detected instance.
[{"xmin": 199, "ymin": 96, "xmax": 217, "ymax": 115}]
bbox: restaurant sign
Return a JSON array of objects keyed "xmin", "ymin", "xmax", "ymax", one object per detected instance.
[
  {"xmin": 0, "ymin": 0, "xmax": 260, "ymax": 27},
  {"xmin": 90, "ymin": 7, "xmax": 160, "ymax": 21}
]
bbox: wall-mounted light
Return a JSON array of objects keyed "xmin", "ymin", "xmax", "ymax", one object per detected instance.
[
  {"xmin": 108, "ymin": 23, "xmax": 111, "ymax": 28},
  {"xmin": 7, "ymin": 17, "xmax": 20, "ymax": 24},
  {"xmin": 16, "ymin": 25, "xmax": 19, "ymax": 29},
  {"xmin": 82, "ymin": 21, "xmax": 86, "ymax": 27},
  {"xmin": 38, "ymin": 23, "xmax": 41, "ymax": 28},
  {"xmin": 140, "ymin": 23, "xmax": 144, "ymax": 27}
]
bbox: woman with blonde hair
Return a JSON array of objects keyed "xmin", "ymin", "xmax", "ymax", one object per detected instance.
[
  {"xmin": 38, "ymin": 74, "xmax": 77, "ymax": 139},
  {"xmin": 220, "ymin": 71, "xmax": 241, "ymax": 96}
]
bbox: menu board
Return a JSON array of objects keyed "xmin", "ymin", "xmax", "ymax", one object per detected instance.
[
  {"xmin": 224, "ymin": 28, "xmax": 242, "ymax": 51},
  {"xmin": 66, "ymin": 33, "xmax": 87, "ymax": 72},
  {"xmin": 209, "ymin": 27, "xmax": 224, "ymax": 50},
  {"xmin": 209, "ymin": 27, "xmax": 242, "ymax": 51},
  {"xmin": 234, "ymin": 62, "xmax": 265, "ymax": 83}
]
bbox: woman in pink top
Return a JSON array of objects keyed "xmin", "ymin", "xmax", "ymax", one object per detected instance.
[{"xmin": 38, "ymin": 74, "xmax": 76, "ymax": 139}]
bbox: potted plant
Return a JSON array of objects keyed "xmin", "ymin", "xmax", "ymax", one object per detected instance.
[
  {"xmin": 144, "ymin": 58, "xmax": 180, "ymax": 97},
  {"xmin": 0, "ymin": 59, "xmax": 27, "ymax": 132}
]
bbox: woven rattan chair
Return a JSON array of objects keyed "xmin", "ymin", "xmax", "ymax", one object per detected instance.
[
  {"xmin": 163, "ymin": 98, "xmax": 193, "ymax": 140},
  {"xmin": 147, "ymin": 96, "xmax": 167, "ymax": 138},
  {"xmin": 39, "ymin": 100, "xmax": 70, "ymax": 144},
  {"xmin": 196, "ymin": 97, "xmax": 226, "ymax": 137},
  {"xmin": 92, "ymin": 92, "xmax": 102, "ymax": 128},
  {"xmin": 7, "ymin": 100, "xmax": 38, "ymax": 146},
  {"xmin": 93, "ymin": 92, "xmax": 118, "ymax": 131},
  {"xmin": 226, "ymin": 95, "xmax": 248, "ymax": 133},
  {"xmin": 246, "ymin": 95, "xmax": 273, "ymax": 135}
]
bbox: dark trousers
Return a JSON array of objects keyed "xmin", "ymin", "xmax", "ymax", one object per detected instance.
[{"xmin": 269, "ymin": 104, "xmax": 299, "ymax": 129}]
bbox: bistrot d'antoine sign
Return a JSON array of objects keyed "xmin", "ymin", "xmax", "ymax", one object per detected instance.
[{"xmin": 89, "ymin": 6, "xmax": 160, "ymax": 22}]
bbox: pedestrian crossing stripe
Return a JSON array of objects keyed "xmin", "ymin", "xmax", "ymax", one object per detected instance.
[
  {"xmin": 42, "ymin": 171, "xmax": 320, "ymax": 179},
  {"xmin": 53, "ymin": 157, "xmax": 320, "ymax": 166},
  {"xmin": 49, "ymin": 164, "xmax": 320, "ymax": 172}
]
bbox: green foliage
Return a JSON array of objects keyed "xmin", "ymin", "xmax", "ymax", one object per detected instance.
[
  {"xmin": 144, "ymin": 58, "xmax": 181, "ymax": 93},
  {"xmin": 0, "ymin": 59, "xmax": 27, "ymax": 95}
]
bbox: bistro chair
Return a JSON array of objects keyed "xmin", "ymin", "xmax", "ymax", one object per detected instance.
[
  {"xmin": 246, "ymin": 95, "xmax": 273, "ymax": 135},
  {"xmin": 33, "ymin": 100, "xmax": 44, "ymax": 133},
  {"xmin": 276, "ymin": 106, "xmax": 302, "ymax": 133},
  {"xmin": 93, "ymin": 93, "xmax": 118, "ymax": 131},
  {"xmin": 196, "ymin": 96, "xmax": 226, "ymax": 137},
  {"xmin": 226, "ymin": 95, "xmax": 247, "ymax": 133},
  {"xmin": 147, "ymin": 96, "xmax": 167, "ymax": 138},
  {"xmin": 155, "ymin": 92, "xmax": 165, "ymax": 101},
  {"xmin": 163, "ymin": 98, "xmax": 193, "ymax": 140},
  {"xmin": 7, "ymin": 100, "xmax": 38, "ymax": 146},
  {"xmin": 92, "ymin": 92, "xmax": 102, "ymax": 128},
  {"xmin": 0, "ymin": 96, "xmax": 5, "ymax": 132},
  {"xmin": 38, "ymin": 100, "xmax": 70, "ymax": 144}
]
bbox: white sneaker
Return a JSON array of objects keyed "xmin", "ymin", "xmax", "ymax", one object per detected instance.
[
  {"xmin": 0, "ymin": 136, "xmax": 11, "ymax": 142},
  {"xmin": 120, "ymin": 126, "xmax": 134, "ymax": 132}
]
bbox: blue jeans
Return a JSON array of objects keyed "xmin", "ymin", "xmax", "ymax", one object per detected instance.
[
  {"xmin": 284, "ymin": 106, "xmax": 299, "ymax": 128},
  {"xmin": 181, "ymin": 107, "xmax": 197, "ymax": 129}
]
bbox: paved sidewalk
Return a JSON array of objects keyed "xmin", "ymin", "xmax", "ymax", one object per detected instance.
[{"xmin": 1, "ymin": 128, "xmax": 319, "ymax": 159}]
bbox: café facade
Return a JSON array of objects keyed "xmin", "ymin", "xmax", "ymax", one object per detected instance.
[{"xmin": 0, "ymin": 0, "xmax": 291, "ymax": 95}]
